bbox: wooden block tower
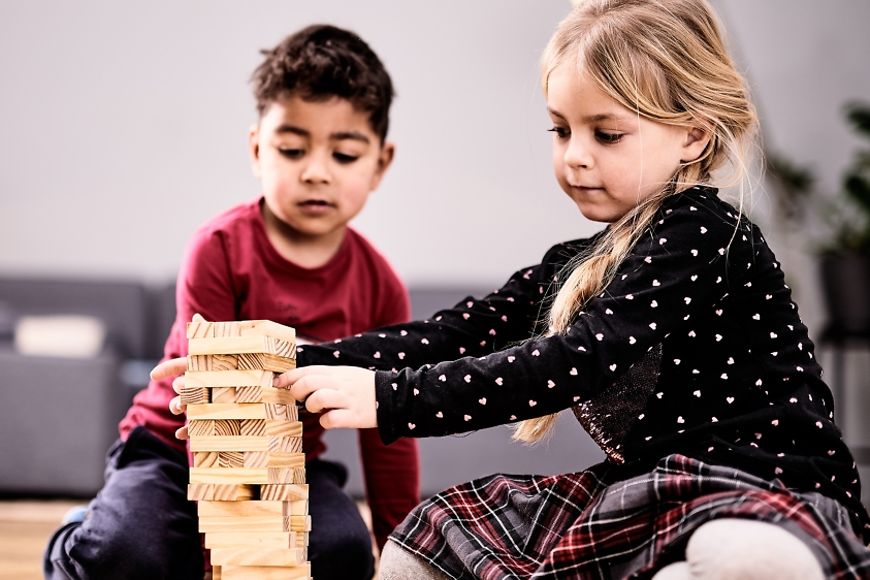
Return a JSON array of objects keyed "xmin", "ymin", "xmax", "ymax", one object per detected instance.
[{"xmin": 181, "ymin": 318, "xmax": 312, "ymax": 580}]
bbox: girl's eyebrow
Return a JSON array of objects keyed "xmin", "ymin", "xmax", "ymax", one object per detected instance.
[{"xmin": 547, "ymin": 109, "xmax": 630, "ymax": 124}]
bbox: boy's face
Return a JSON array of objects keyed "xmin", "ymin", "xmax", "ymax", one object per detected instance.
[{"xmin": 249, "ymin": 95, "xmax": 393, "ymax": 241}]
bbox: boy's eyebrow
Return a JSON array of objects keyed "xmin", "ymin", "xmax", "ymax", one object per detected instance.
[{"xmin": 275, "ymin": 124, "xmax": 371, "ymax": 144}]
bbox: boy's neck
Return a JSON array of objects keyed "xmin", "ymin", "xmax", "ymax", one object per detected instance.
[{"xmin": 261, "ymin": 203, "xmax": 346, "ymax": 269}]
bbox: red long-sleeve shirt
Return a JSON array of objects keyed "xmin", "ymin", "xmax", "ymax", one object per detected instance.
[{"xmin": 119, "ymin": 196, "xmax": 420, "ymax": 549}]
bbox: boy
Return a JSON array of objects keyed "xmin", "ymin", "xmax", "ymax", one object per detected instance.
[{"xmin": 44, "ymin": 24, "xmax": 420, "ymax": 580}]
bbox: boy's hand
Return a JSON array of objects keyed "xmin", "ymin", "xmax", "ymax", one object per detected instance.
[
  {"xmin": 151, "ymin": 356, "xmax": 191, "ymax": 440},
  {"xmin": 274, "ymin": 366, "xmax": 377, "ymax": 430}
]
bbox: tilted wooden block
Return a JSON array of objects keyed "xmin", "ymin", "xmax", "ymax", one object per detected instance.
[
  {"xmin": 187, "ymin": 483, "xmax": 254, "ymax": 502},
  {"xmin": 186, "ymin": 319, "xmax": 296, "ymax": 343},
  {"xmin": 198, "ymin": 514, "xmax": 311, "ymax": 533},
  {"xmin": 188, "ymin": 335, "xmax": 296, "ymax": 358},
  {"xmin": 204, "ymin": 531, "xmax": 308, "ymax": 549},
  {"xmin": 218, "ymin": 562, "xmax": 311, "ymax": 580},
  {"xmin": 201, "ymin": 386, "xmax": 297, "ymax": 405},
  {"xmin": 210, "ymin": 546, "xmax": 307, "ymax": 567}
]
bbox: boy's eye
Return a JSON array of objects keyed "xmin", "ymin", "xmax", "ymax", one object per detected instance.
[
  {"xmin": 278, "ymin": 148, "xmax": 304, "ymax": 159},
  {"xmin": 333, "ymin": 152, "xmax": 359, "ymax": 164},
  {"xmin": 595, "ymin": 131, "xmax": 623, "ymax": 144},
  {"xmin": 547, "ymin": 126, "xmax": 570, "ymax": 139}
]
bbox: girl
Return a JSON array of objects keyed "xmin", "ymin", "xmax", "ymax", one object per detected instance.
[{"xmin": 163, "ymin": 0, "xmax": 870, "ymax": 577}]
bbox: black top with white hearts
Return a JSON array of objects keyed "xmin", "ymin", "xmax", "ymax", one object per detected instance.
[{"xmin": 297, "ymin": 185, "xmax": 865, "ymax": 525}]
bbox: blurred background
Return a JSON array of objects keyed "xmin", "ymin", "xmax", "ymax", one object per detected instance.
[{"xmin": 1, "ymin": 0, "xmax": 869, "ymax": 576}]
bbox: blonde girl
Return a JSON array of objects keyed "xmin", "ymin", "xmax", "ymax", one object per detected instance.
[{"xmin": 162, "ymin": 0, "xmax": 870, "ymax": 577}]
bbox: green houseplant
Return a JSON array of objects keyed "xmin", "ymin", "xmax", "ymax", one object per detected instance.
[{"xmin": 767, "ymin": 101, "xmax": 870, "ymax": 333}]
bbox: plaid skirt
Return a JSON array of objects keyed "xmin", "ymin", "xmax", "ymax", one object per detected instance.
[{"xmin": 389, "ymin": 454, "xmax": 870, "ymax": 579}]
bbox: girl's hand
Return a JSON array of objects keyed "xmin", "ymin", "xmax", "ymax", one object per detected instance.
[
  {"xmin": 274, "ymin": 366, "xmax": 377, "ymax": 429},
  {"xmin": 150, "ymin": 356, "xmax": 191, "ymax": 440}
]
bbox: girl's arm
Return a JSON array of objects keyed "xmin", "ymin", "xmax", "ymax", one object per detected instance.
[{"xmin": 282, "ymin": 196, "xmax": 751, "ymax": 444}]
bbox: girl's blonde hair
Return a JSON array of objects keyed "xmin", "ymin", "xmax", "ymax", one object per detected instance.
[{"xmin": 514, "ymin": 0, "xmax": 758, "ymax": 443}]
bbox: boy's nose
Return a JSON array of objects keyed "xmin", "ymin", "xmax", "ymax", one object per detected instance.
[{"xmin": 300, "ymin": 156, "xmax": 331, "ymax": 184}]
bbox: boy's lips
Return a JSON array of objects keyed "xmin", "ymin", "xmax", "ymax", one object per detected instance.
[{"xmin": 297, "ymin": 199, "xmax": 336, "ymax": 215}]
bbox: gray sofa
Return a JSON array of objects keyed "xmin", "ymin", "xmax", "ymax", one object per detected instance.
[{"xmin": 0, "ymin": 277, "xmax": 603, "ymax": 498}]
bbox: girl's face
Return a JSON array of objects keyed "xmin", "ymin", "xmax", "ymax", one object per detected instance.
[{"xmin": 547, "ymin": 63, "xmax": 704, "ymax": 223}]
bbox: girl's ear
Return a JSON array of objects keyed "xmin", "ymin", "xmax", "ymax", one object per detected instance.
[
  {"xmin": 681, "ymin": 126, "xmax": 711, "ymax": 163},
  {"xmin": 248, "ymin": 124, "xmax": 262, "ymax": 179}
]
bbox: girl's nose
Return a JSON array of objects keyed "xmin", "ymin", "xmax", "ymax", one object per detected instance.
[{"xmin": 564, "ymin": 137, "xmax": 593, "ymax": 169}]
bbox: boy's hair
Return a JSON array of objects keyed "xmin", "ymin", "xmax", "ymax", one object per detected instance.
[
  {"xmin": 515, "ymin": 0, "xmax": 758, "ymax": 443},
  {"xmin": 251, "ymin": 24, "xmax": 394, "ymax": 142}
]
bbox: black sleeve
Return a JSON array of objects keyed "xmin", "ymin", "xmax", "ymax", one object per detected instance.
[
  {"xmin": 375, "ymin": 200, "xmax": 752, "ymax": 443},
  {"xmin": 296, "ymin": 239, "xmax": 596, "ymax": 372}
]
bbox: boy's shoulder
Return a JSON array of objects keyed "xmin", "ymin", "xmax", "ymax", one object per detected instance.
[{"xmin": 193, "ymin": 197, "xmax": 262, "ymax": 239}]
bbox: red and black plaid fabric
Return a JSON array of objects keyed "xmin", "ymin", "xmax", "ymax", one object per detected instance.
[{"xmin": 389, "ymin": 454, "xmax": 870, "ymax": 579}]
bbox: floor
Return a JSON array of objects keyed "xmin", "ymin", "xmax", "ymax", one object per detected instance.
[
  {"xmin": 0, "ymin": 498, "xmax": 78, "ymax": 580},
  {"xmin": 0, "ymin": 498, "xmax": 375, "ymax": 579}
]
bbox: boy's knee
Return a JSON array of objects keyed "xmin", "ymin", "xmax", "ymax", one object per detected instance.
[
  {"xmin": 311, "ymin": 527, "xmax": 375, "ymax": 580},
  {"xmin": 685, "ymin": 518, "xmax": 825, "ymax": 580}
]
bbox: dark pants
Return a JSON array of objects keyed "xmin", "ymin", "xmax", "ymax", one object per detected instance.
[{"xmin": 44, "ymin": 426, "xmax": 375, "ymax": 580}]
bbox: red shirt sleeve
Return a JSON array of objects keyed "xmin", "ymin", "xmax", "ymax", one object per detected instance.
[
  {"xmin": 357, "ymin": 259, "xmax": 420, "ymax": 551},
  {"xmin": 118, "ymin": 227, "xmax": 237, "ymax": 452}
]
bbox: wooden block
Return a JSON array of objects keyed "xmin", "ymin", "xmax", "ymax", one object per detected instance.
[
  {"xmin": 188, "ymin": 335, "xmax": 296, "ymax": 358},
  {"xmin": 187, "ymin": 403, "xmax": 267, "ymax": 420},
  {"xmin": 204, "ymin": 531, "xmax": 308, "ymax": 549},
  {"xmin": 189, "ymin": 353, "xmax": 296, "ymax": 373},
  {"xmin": 189, "ymin": 432, "xmax": 301, "ymax": 452},
  {"xmin": 218, "ymin": 562, "xmax": 310, "ymax": 580},
  {"xmin": 178, "ymin": 385, "xmax": 209, "ymax": 404},
  {"xmin": 264, "ymin": 403, "xmax": 299, "ymax": 421},
  {"xmin": 189, "ymin": 466, "xmax": 304, "ymax": 485},
  {"xmin": 185, "ymin": 370, "xmax": 273, "ymax": 389},
  {"xmin": 212, "ymin": 565, "xmax": 222, "ymax": 580},
  {"xmin": 211, "ymin": 387, "xmax": 237, "ymax": 404},
  {"xmin": 210, "ymin": 546, "xmax": 306, "ymax": 567},
  {"xmin": 187, "ymin": 419, "xmax": 215, "ymax": 437},
  {"xmin": 187, "ymin": 483, "xmax": 254, "ymax": 501},
  {"xmin": 198, "ymin": 500, "xmax": 308, "ymax": 518},
  {"xmin": 189, "ymin": 354, "xmax": 239, "ymax": 372},
  {"xmin": 258, "ymin": 484, "xmax": 309, "ymax": 502},
  {"xmin": 244, "ymin": 451, "xmax": 304, "ymax": 469},
  {"xmin": 198, "ymin": 514, "xmax": 311, "ymax": 533},
  {"xmin": 218, "ymin": 451, "xmax": 245, "ymax": 468},
  {"xmin": 186, "ymin": 319, "xmax": 296, "ymax": 343},
  {"xmin": 241, "ymin": 418, "xmax": 303, "ymax": 437},
  {"xmin": 193, "ymin": 451, "xmax": 220, "ymax": 468}
]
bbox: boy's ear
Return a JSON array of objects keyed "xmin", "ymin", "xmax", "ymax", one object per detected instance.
[
  {"xmin": 369, "ymin": 141, "xmax": 395, "ymax": 191},
  {"xmin": 680, "ymin": 126, "xmax": 711, "ymax": 163},
  {"xmin": 248, "ymin": 124, "xmax": 262, "ymax": 178}
]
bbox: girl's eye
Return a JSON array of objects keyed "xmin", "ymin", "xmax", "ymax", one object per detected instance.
[
  {"xmin": 547, "ymin": 126, "xmax": 570, "ymax": 139},
  {"xmin": 278, "ymin": 148, "xmax": 304, "ymax": 159},
  {"xmin": 333, "ymin": 152, "xmax": 359, "ymax": 164},
  {"xmin": 595, "ymin": 131, "xmax": 623, "ymax": 144}
]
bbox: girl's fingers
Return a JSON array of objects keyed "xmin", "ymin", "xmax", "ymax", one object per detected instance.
[
  {"xmin": 288, "ymin": 373, "xmax": 340, "ymax": 402},
  {"xmin": 320, "ymin": 408, "xmax": 357, "ymax": 430},
  {"xmin": 175, "ymin": 424, "xmax": 189, "ymax": 440},
  {"xmin": 304, "ymin": 388, "xmax": 346, "ymax": 414},
  {"xmin": 151, "ymin": 357, "xmax": 189, "ymax": 381},
  {"xmin": 274, "ymin": 365, "xmax": 328, "ymax": 389}
]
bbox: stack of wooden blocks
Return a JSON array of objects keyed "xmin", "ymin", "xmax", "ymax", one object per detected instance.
[{"xmin": 180, "ymin": 319, "xmax": 311, "ymax": 580}]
